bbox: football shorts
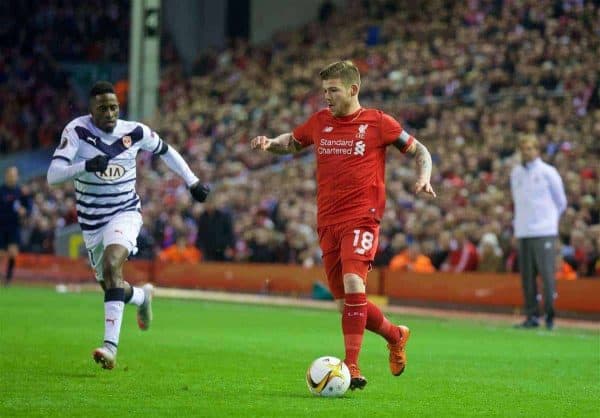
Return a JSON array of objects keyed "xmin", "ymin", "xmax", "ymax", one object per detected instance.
[
  {"xmin": 318, "ymin": 218, "xmax": 379, "ymax": 299},
  {"xmin": 84, "ymin": 211, "xmax": 142, "ymax": 282}
]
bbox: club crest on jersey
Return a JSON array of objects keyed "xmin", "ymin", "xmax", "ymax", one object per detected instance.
[
  {"xmin": 122, "ymin": 135, "xmax": 132, "ymax": 148},
  {"xmin": 96, "ymin": 164, "xmax": 126, "ymax": 181},
  {"xmin": 356, "ymin": 124, "xmax": 369, "ymax": 139}
]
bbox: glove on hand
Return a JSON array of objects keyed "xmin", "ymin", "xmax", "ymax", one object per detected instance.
[
  {"xmin": 189, "ymin": 182, "xmax": 210, "ymax": 202},
  {"xmin": 85, "ymin": 155, "xmax": 109, "ymax": 172}
]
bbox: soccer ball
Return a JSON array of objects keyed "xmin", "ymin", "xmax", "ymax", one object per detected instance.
[{"xmin": 305, "ymin": 356, "xmax": 351, "ymax": 397}]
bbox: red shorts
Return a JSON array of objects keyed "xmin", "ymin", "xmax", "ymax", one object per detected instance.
[{"xmin": 318, "ymin": 218, "xmax": 379, "ymax": 299}]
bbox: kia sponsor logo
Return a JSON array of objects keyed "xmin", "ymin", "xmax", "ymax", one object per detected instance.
[{"xmin": 96, "ymin": 164, "xmax": 126, "ymax": 180}]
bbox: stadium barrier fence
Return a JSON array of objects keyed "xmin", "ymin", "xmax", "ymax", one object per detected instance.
[{"xmin": 8, "ymin": 253, "xmax": 599, "ymax": 316}]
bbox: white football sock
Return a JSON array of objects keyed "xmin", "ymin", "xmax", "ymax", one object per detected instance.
[
  {"xmin": 104, "ymin": 300, "xmax": 124, "ymax": 351},
  {"xmin": 128, "ymin": 287, "xmax": 145, "ymax": 306}
]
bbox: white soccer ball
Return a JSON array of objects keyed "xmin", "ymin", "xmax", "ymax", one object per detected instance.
[{"xmin": 306, "ymin": 356, "xmax": 351, "ymax": 397}]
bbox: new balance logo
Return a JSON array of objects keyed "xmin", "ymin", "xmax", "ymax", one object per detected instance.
[
  {"xmin": 353, "ymin": 140, "xmax": 366, "ymax": 156},
  {"xmin": 356, "ymin": 124, "xmax": 368, "ymax": 139},
  {"xmin": 323, "ymin": 126, "xmax": 333, "ymax": 132}
]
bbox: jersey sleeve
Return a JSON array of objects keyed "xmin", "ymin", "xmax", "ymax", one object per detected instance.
[
  {"xmin": 382, "ymin": 112, "xmax": 415, "ymax": 153},
  {"xmin": 380, "ymin": 112, "xmax": 404, "ymax": 146},
  {"xmin": 52, "ymin": 125, "xmax": 80, "ymax": 163},
  {"xmin": 292, "ymin": 113, "xmax": 318, "ymax": 148},
  {"xmin": 138, "ymin": 123, "xmax": 165, "ymax": 154},
  {"xmin": 546, "ymin": 166, "xmax": 567, "ymax": 214}
]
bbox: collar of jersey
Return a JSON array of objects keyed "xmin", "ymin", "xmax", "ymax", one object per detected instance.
[
  {"xmin": 332, "ymin": 107, "xmax": 364, "ymax": 123},
  {"xmin": 523, "ymin": 157, "xmax": 541, "ymax": 169}
]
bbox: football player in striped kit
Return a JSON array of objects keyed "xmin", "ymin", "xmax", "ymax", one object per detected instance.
[{"xmin": 47, "ymin": 81, "xmax": 210, "ymax": 369}]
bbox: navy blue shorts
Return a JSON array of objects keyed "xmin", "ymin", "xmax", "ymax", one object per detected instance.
[{"xmin": 0, "ymin": 226, "xmax": 19, "ymax": 249}]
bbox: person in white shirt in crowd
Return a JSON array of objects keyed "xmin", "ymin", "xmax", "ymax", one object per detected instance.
[{"xmin": 510, "ymin": 135, "xmax": 567, "ymax": 330}]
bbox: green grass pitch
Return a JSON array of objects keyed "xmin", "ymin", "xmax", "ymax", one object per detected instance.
[{"xmin": 1, "ymin": 287, "xmax": 598, "ymax": 417}]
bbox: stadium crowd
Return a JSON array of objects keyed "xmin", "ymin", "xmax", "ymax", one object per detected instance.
[
  {"xmin": 5, "ymin": 0, "xmax": 600, "ymax": 277},
  {"xmin": 0, "ymin": 0, "xmax": 130, "ymax": 153}
]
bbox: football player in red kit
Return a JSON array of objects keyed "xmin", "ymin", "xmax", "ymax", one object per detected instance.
[{"xmin": 251, "ymin": 60, "xmax": 436, "ymax": 390}]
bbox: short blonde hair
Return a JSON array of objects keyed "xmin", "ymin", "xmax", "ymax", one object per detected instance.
[
  {"xmin": 319, "ymin": 60, "xmax": 361, "ymax": 87},
  {"xmin": 518, "ymin": 134, "xmax": 539, "ymax": 149}
]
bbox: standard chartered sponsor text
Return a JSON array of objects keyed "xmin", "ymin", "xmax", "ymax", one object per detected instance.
[
  {"xmin": 320, "ymin": 138, "xmax": 354, "ymax": 147},
  {"xmin": 318, "ymin": 147, "xmax": 353, "ymax": 155},
  {"xmin": 318, "ymin": 138, "xmax": 355, "ymax": 155}
]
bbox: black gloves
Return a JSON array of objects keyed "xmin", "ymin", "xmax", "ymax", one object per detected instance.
[
  {"xmin": 189, "ymin": 181, "xmax": 210, "ymax": 202},
  {"xmin": 85, "ymin": 155, "xmax": 109, "ymax": 172}
]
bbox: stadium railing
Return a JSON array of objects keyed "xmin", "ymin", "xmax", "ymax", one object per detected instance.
[{"xmin": 6, "ymin": 253, "xmax": 599, "ymax": 318}]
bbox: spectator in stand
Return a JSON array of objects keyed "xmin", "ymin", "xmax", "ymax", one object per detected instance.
[
  {"xmin": 504, "ymin": 237, "xmax": 520, "ymax": 273},
  {"xmin": 562, "ymin": 229, "xmax": 594, "ymax": 277},
  {"xmin": 158, "ymin": 231, "xmax": 202, "ymax": 263},
  {"xmin": 246, "ymin": 227, "xmax": 279, "ymax": 263},
  {"xmin": 389, "ymin": 242, "xmax": 435, "ymax": 273},
  {"xmin": 510, "ymin": 134, "xmax": 567, "ymax": 330},
  {"xmin": 477, "ymin": 232, "xmax": 504, "ymax": 273},
  {"xmin": 594, "ymin": 232, "xmax": 600, "ymax": 277},
  {"xmin": 195, "ymin": 195, "xmax": 235, "ymax": 261},
  {"xmin": 430, "ymin": 230, "xmax": 451, "ymax": 270},
  {"xmin": 388, "ymin": 233, "xmax": 408, "ymax": 264},
  {"xmin": 556, "ymin": 258, "xmax": 577, "ymax": 281},
  {"xmin": 26, "ymin": 215, "xmax": 54, "ymax": 254},
  {"xmin": 440, "ymin": 228, "xmax": 478, "ymax": 273}
]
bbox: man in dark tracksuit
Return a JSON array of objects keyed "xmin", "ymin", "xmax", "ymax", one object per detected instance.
[
  {"xmin": 0, "ymin": 167, "xmax": 29, "ymax": 285},
  {"xmin": 195, "ymin": 197, "xmax": 235, "ymax": 261}
]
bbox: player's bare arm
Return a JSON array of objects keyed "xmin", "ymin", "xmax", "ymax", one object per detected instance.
[
  {"xmin": 394, "ymin": 136, "xmax": 436, "ymax": 197},
  {"xmin": 250, "ymin": 133, "xmax": 302, "ymax": 155}
]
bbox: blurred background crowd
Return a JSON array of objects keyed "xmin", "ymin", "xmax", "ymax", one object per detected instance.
[{"xmin": 2, "ymin": 0, "xmax": 599, "ymax": 278}]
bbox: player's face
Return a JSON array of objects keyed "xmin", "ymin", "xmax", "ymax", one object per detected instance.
[
  {"xmin": 322, "ymin": 78, "xmax": 355, "ymax": 117},
  {"xmin": 90, "ymin": 93, "xmax": 119, "ymax": 133},
  {"xmin": 519, "ymin": 141, "xmax": 539, "ymax": 163}
]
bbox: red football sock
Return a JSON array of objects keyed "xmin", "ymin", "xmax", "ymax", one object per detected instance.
[
  {"xmin": 366, "ymin": 301, "xmax": 400, "ymax": 344},
  {"xmin": 342, "ymin": 293, "xmax": 367, "ymax": 367}
]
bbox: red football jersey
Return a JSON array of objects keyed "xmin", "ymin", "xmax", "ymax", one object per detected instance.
[{"xmin": 292, "ymin": 107, "xmax": 412, "ymax": 227}]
